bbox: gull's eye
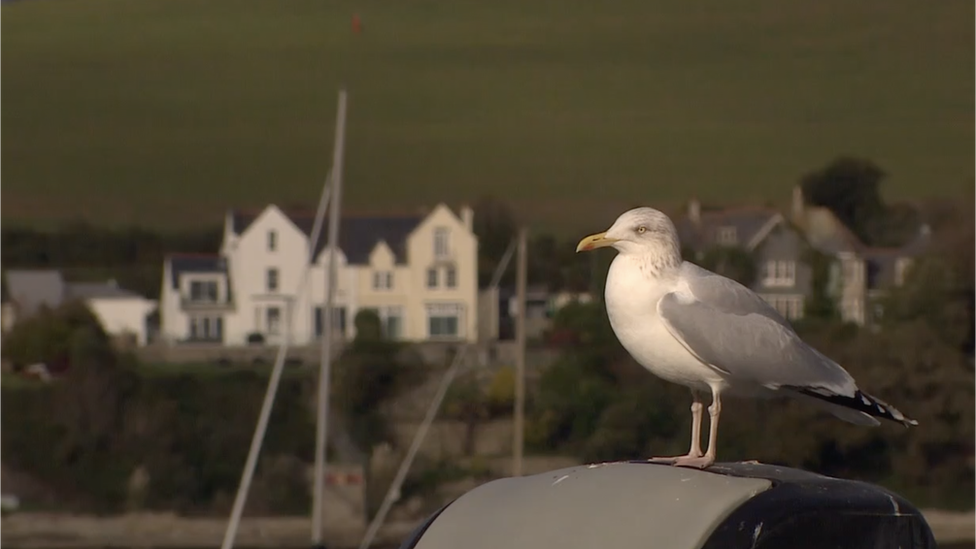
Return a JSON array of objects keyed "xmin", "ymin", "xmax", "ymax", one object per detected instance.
[{"xmin": 636, "ymin": 226, "xmax": 647, "ymax": 234}]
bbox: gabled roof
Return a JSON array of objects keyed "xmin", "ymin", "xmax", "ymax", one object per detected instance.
[
  {"xmin": 795, "ymin": 207, "xmax": 866, "ymax": 255},
  {"xmin": 859, "ymin": 225, "xmax": 932, "ymax": 290},
  {"xmin": 5, "ymin": 269, "xmax": 66, "ymax": 316},
  {"xmin": 228, "ymin": 207, "xmax": 426, "ymax": 265},
  {"xmin": 676, "ymin": 206, "xmax": 782, "ymax": 251},
  {"xmin": 167, "ymin": 253, "xmax": 228, "ymax": 289}
]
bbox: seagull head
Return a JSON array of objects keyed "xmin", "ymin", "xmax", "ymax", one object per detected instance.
[{"xmin": 576, "ymin": 207, "xmax": 682, "ymax": 264}]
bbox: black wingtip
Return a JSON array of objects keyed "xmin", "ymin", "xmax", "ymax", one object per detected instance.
[{"xmin": 792, "ymin": 386, "xmax": 918, "ymax": 427}]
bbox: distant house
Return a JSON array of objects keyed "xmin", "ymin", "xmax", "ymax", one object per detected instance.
[
  {"xmin": 478, "ymin": 286, "xmax": 594, "ymax": 342},
  {"xmin": 69, "ymin": 281, "xmax": 159, "ymax": 346},
  {"xmin": 790, "ymin": 186, "xmax": 930, "ymax": 325},
  {"xmin": 676, "ymin": 199, "xmax": 812, "ymax": 321},
  {"xmin": 159, "ymin": 203, "xmax": 479, "ymax": 346},
  {"xmin": 3, "ymin": 270, "xmax": 157, "ymax": 346},
  {"xmin": 4, "ymin": 269, "xmax": 66, "ymax": 323}
]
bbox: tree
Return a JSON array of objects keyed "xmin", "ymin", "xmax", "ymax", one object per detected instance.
[
  {"xmin": 472, "ymin": 196, "xmax": 519, "ymax": 288},
  {"xmin": 920, "ymin": 194, "xmax": 975, "ymax": 355},
  {"xmin": 799, "ymin": 156, "xmax": 920, "ymax": 247},
  {"xmin": 800, "ymin": 157, "xmax": 886, "ymax": 244},
  {"xmin": 332, "ymin": 309, "xmax": 427, "ymax": 454},
  {"xmin": 1, "ymin": 299, "xmax": 106, "ymax": 371}
]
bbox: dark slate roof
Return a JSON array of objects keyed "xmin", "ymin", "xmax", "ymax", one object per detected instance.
[
  {"xmin": 5, "ymin": 269, "xmax": 66, "ymax": 316},
  {"xmin": 167, "ymin": 254, "xmax": 228, "ymax": 289},
  {"xmin": 229, "ymin": 207, "xmax": 425, "ymax": 265},
  {"xmin": 675, "ymin": 207, "xmax": 779, "ymax": 251},
  {"xmin": 862, "ymin": 226, "xmax": 931, "ymax": 291}
]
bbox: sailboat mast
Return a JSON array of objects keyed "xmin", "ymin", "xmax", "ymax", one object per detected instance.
[{"xmin": 312, "ymin": 88, "xmax": 348, "ymax": 547}]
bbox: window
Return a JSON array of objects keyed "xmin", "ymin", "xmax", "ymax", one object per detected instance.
[
  {"xmin": 314, "ymin": 306, "xmax": 347, "ymax": 336},
  {"xmin": 267, "ymin": 307, "xmax": 281, "ymax": 334},
  {"xmin": 427, "ymin": 303, "xmax": 462, "ymax": 338},
  {"xmin": 372, "ymin": 271, "xmax": 393, "ymax": 290},
  {"xmin": 717, "ymin": 226, "xmax": 738, "ymax": 246},
  {"xmin": 267, "ymin": 230, "xmax": 278, "ymax": 252},
  {"xmin": 189, "ymin": 280, "xmax": 219, "ymax": 302},
  {"xmin": 434, "ymin": 227, "xmax": 450, "ymax": 259},
  {"xmin": 784, "ymin": 298, "xmax": 803, "ymax": 321},
  {"xmin": 763, "ymin": 260, "xmax": 796, "ymax": 287},
  {"xmin": 761, "ymin": 295, "xmax": 803, "ymax": 321},
  {"xmin": 445, "ymin": 266, "xmax": 457, "ymax": 289},
  {"xmin": 384, "ymin": 306, "xmax": 404, "ymax": 339},
  {"xmin": 266, "ymin": 268, "xmax": 279, "ymax": 292},
  {"xmin": 189, "ymin": 315, "xmax": 223, "ymax": 341},
  {"xmin": 427, "ymin": 268, "xmax": 438, "ymax": 289}
]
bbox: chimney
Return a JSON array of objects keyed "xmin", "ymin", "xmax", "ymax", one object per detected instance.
[
  {"xmin": 791, "ymin": 185, "xmax": 805, "ymax": 222},
  {"xmin": 688, "ymin": 197, "xmax": 701, "ymax": 225},
  {"xmin": 460, "ymin": 204, "xmax": 474, "ymax": 231}
]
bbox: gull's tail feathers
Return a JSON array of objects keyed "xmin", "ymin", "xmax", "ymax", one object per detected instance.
[{"xmin": 783, "ymin": 386, "xmax": 918, "ymax": 428}]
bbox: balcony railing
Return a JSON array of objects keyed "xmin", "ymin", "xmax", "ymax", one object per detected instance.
[{"xmin": 180, "ymin": 297, "xmax": 234, "ymax": 310}]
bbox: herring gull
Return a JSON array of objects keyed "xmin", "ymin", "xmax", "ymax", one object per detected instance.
[{"xmin": 576, "ymin": 207, "xmax": 917, "ymax": 469}]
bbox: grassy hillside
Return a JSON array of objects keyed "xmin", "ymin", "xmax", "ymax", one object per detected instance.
[{"xmin": 2, "ymin": 0, "xmax": 972, "ymax": 231}]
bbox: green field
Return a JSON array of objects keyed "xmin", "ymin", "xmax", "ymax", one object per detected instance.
[{"xmin": 2, "ymin": 0, "xmax": 972, "ymax": 231}]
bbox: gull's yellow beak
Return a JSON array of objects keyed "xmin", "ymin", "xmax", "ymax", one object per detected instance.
[{"xmin": 576, "ymin": 231, "xmax": 618, "ymax": 253}]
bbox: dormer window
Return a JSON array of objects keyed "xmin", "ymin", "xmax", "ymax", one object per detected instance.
[
  {"xmin": 189, "ymin": 280, "xmax": 219, "ymax": 302},
  {"xmin": 267, "ymin": 230, "xmax": 278, "ymax": 252},
  {"xmin": 434, "ymin": 227, "xmax": 450, "ymax": 259},
  {"xmin": 373, "ymin": 271, "xmax": 393, "ymax": 290}
]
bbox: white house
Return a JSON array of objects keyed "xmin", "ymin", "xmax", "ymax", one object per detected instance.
[
  {"xmin": 70, "ymin": 282, "xmax": 158, "ymax": 346},
  {"xmin": 3, "ymin": 270, "xmax": 157, "ymax": 346},
  {"xmin": 159, "ymin": 203, "xmax": 479, "ymax": 346}
]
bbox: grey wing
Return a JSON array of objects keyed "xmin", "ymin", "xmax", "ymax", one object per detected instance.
[{"xmin": 659, "ymin": 263, "xmax": 858, "ymax": 395}]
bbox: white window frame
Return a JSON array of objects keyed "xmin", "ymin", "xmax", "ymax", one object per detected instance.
[
  {"xmin": 717, "ymin": 226, "xmax": 738, "ymax": 246},
  {"xmin": 434, "ymin": 227, "xmax": 450, "ymax": 259},
  {"xmin": 426, "ymin": 303, "xmax": 462, "ymax": 339},
  {"xmin": 383, "ymin": 306, "xmax": 404, "ymax": 339},
  {"xmin": 427, "ymin": 268, "xmax": 438, "ymax": 289},
  {"xmin": 445, "ymin": 266, "xmax": 457, "ymax": 289},
  {"xmin": 188, "ymin": 279, "xmax": 219, "ymax": 302},
  {"xmin": 314, "ymin": 306, "xmax": 347, "ymax": 337},
  {"xmin": 190, "ymin": 315, "xmax": 223, "ymax": 340},
  {"xmin": 763, "ymin": 260, "xmax": 796, "ymax": 287},
  {"xmin": 266, "ymin": 306, "xmax": 281, "ymax": 334},
  {"xmin": 372, "ymin": 270, "xmax": 394, "ymax": 291},
  {"xmin": 266, "ymin": 268, "xmax": 279, "ymax": 293}
]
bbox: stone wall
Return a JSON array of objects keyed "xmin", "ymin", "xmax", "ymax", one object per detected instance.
[{"xmin": 389, "ymin": 419, "xmax": 515, "ymax": 462}]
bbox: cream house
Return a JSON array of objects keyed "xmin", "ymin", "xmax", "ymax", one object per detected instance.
[{"xmin": 159, "ymin": 203, "xmax": 478, "ymax": 346}]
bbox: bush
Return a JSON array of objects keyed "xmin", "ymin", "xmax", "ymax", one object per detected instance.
[
  {"xmin": 332, "ymin": 309, "xmax": 429, "ymax": 455},
  {"xmin": 485, "ymin": 366, "xmax": 515, "ymax": 414},
  {"xmin": 2, "ymin": 363, "xmax": 315, "ymax": 514}
]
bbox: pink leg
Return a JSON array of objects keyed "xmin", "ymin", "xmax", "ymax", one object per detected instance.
[
  {"xmin": 648, "ymin": 390, "xmax": 703, "ymax": 463},
  {"xmin": 673, "ymin": 390, "xmax": 721, "ymax": 469}
]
